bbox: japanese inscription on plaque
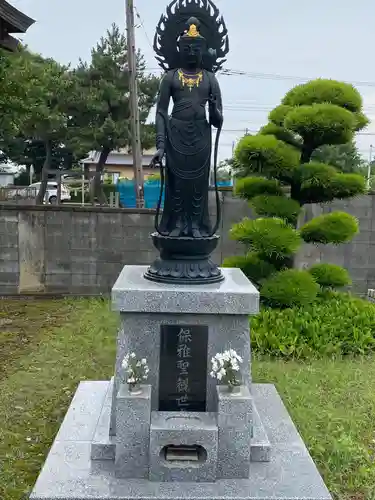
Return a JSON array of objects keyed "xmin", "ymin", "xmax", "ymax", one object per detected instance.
[{"xmin": 159, "ymin": 325, "xmax": 208, "ymax": 412}]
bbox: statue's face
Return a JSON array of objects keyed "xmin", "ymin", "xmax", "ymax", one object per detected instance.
[{"xmin": 180, "ymin": 42, "xmax": 203, "ymax": 68}]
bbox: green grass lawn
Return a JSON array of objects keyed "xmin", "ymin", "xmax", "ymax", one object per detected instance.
[{"xmin": 0, "ymin": 299, "xmax": 374, "ymax": 500}]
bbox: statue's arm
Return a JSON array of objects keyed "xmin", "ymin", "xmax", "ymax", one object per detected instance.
[
  {"xmin": 155, "ymin": 72, "xmax": 172, "ymax": 151},
  {"xmin": 209, "ymin": 73, "xmax": 223, "ymax": 129}
]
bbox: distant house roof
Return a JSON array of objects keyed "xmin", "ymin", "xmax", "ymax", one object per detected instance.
[
  {"xmin": 82, "ymin": 149, "xmax": 156, "ymax": 167},
  {"xmin": 0, "ymin": 1, "xmax": 35, "ymax": 51}
]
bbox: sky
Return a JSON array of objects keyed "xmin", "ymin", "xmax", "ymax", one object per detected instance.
[{"xmin": 9, "ymin": 0, "xmax": 375, "ymax": 162}]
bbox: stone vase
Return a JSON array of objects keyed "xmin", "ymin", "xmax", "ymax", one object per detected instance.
[
  {"xmin": 223, "ymin": 384, "xmax": 242, "ymax": 395},
  {"xmin": 128, "ymin": 383, "xmax": 142, "ymax": 395}
]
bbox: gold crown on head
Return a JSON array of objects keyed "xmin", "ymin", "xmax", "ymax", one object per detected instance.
[{"xmin": 185, "ymin": 24, "xmax": 200, "ymax": 37}]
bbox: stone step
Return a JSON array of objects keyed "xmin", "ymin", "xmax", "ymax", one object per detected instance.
[
  {"xmin": 91, "ymin": 380, "xmax": 271, "ymax": 464},
  {"xmin": 250, "ymin": 402, "xmax": 272, "ymax": 462}
]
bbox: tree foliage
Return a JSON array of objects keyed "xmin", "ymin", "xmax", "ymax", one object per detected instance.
[
  {"xmin": 68, "ymin": 24, "xmax": 159, "ymax": 203},
  {"xmin": 308, "ymin": 263, "xmax": 351, "ymax": 289},
  {"xmin": 235, "ymin": 134, "xmax": 300, "ymax": 181},
  {"xmin": 312, "ymin": 142, "xmax": 366, "ymax": 174},
  {"xmin": 235, "ymin": 176, "xmax": 283, "ymax": 199},
  {"xmin": 0, "ymin": 25, "xmax": 159, "ymax": 205},
  {"xmin": 0, "ymin": 49, "xmax": 74, "ymax": 202},
  {"xmin": 230, "ymin": 79, "xmax": 367, "ymax": 307},
  {"xmin": 261, "ymin": 269, "xmax": 320, "ymax": 308}
]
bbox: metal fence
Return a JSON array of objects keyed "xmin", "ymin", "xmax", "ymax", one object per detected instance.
[{"xmin": 0, "ymin": 186, "xmax": 37, "ymax": 204}]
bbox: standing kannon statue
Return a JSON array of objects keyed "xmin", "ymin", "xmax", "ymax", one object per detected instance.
[{"xmin": 144, "ymin": 0, "xmax": 229, "ymax": 285}]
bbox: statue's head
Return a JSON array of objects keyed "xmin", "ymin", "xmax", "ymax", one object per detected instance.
[{"xmin": 178, "ymin": 17, "xmax": 207, "ymax": 69}]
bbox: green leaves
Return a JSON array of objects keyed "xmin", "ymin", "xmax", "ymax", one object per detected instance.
[
  {"xmin": 251, "ymin": 291, "xmax": 375, "ymax": 357},
  {"xmin": 230, "ymin": 217, "xmax": 302, "ymax": 258},
  {"xmin": 235, "ymin": 134, "xmax": 300, "ymax": 181},
  {"xmin": 295, "ymin": 162, "xmax": 366, "ymax": 204},
  {"xmin": 250, "ymin": 195, "xmax": 301, "ymax": 225},
  {"xmin": 282, "ymin": 79, "xmax": 363, "ymax": 113},
  {"xmin": 308, "ymin": 263, "xmax": 351, "ymax": 289},
  {"xmin": 234, "ymin": 176, "xmax": 283, "ymax": 199},
  {"xmin": 228, "ymin": 78, "xmax": 368, "ymax": 310},
  {"xmin": 222, "ymin": 252, "xmax": 276, "ymax": 287},
  {"xmin": 268, "ymin": 104, "xmax": 293, "ymax": 126},
  {"xmin": 68, "ymin": 24, "xmax": 160, "ymax": 155},
  {"xmin": 300, "ymin": 211, "xmax": 359, "ymax": 244},
  {"xmin": 284, "ymin": 103, "xmax": 357, "ymax": 149},
  {"xmin": 261, "ymin": 269, "xmax": 319, "ymax": 308},
  {"xmin": 312, "ymin": 142, "xmax": 366, "ymax": 174},
  {"xmin": 328, "ymin": 173, "xmax": 366, "ymax": 199},
  {"xmin": 259, "ymin": 122, "xmax": 302, "ymax": 149}
]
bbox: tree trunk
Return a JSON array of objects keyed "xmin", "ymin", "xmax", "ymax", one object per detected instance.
[
  {"xmin": 300, "ymin": 145, "xmax": 313, "ymax": 164},
  {"xmin": 90, "ymin": 147, "xmax": 110, "ymax": 206},
  {"xmin": 36, "ymin": 140, "xmax": 52, "ymax": 205}
]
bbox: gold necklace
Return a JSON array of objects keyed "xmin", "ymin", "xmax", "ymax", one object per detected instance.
[{"xmin": 178, "ymin": 69, "xmax": 203, "ymax": 91}]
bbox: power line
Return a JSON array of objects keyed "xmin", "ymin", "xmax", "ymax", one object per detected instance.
[
  {"xmin": 134, "ymin": 5, "xmax": 154, "ymax": 51},
  {"xmin": 218, "ymin": 128, "xmax": 375, "ymax": 136},
  {"xmin": 219, "ymin": 69, "xmax": 375, "ymax": 89},
  {"xmin": 144, "ymin": 65, "xmax": 375, "ymax": 89}
]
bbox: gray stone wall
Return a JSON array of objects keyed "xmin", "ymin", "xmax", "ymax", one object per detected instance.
[{"xmin": 0, "ymin": 191, "xmax": 374, "ymax": 295}]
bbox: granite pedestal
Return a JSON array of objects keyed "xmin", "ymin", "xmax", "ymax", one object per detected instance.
[
  {"xmin": 29, "ymin": 265, "xmax": 332, "ymax": 500},
  {"xmin": 110, "ymin": 266, "xmax": 258, "ymax": 435}
]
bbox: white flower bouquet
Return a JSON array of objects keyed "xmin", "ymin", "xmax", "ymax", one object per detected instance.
[
  {"xmin": 210, "ymin": 349, "xmax": 243, "ymax": 389},
  {"xmin": 121, "ymin": 352, "xmax": 149, "ymax": 391}
]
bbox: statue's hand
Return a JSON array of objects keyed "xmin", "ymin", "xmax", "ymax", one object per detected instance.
[
  {"xmin": 150, "ymin": 148, "xmax": 165, "ymax": 167},
  {"xmin": 208, "ymin": 96, "xmax": 223, "ymax": 128}
]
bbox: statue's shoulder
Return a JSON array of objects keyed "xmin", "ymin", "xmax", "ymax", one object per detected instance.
[
  {"xmin": 204, "ymin": 69, "xmax": 218, "ymax": 81},
  {"xmin": 163, "ymin": 69, "xmax": 178, "ymax": 82}
]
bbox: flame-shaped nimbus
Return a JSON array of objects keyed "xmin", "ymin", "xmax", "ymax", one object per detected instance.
[{"xmin": 153, "ymin": 0, "xmax": 229, "ymax": 73}]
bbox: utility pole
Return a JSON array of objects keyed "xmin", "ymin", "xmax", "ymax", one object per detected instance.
[
  {"xmin": 367, "ymin": 144, "xmax": 373, "ymax": 190},
  {"xmin": 125, "ymin": 0, "xmax": 144, "ymax": 208}
]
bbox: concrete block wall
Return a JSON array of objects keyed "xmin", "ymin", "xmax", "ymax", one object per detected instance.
[
  {"xmin": 0, "ymin": 210, "xmax": 19, "ymax": 294},
  {"xmin": 1, "ymin": 191, "xmax": 375, "ymax": 295}
]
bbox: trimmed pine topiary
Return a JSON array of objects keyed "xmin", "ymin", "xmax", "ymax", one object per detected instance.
[
  {"xmin": 250, "ymin": 195, "xmax": 301, "ymax": 225},
  {"xmin": 259, "ymin": 123, "xmax": 301, "ymax": 149},
  {"xmin": 261, "ymin": 269, "xmax": 320, "ymax": 308},
  {"xmin": 284, "ymin": 103, "xmax": 357, "ymax": 149},
  {"xmin": 235, "ymin": 176, "xmax": 283, "ymax": 200},
  {"xmin": 235, "ymin": 134, "xmax": 300, "ymax": 181},
  {"xmin": 282, "ymin": 79, "xmax": 363, "ymax": 113},
  {"xmin": 222, "ymin": 252, "xmax": 276, "ymax": 287},
  {"xmin": 329, "ymin": 173, "xmax": 366, "ymax": 199},
  {"xmin": 229, "ymin": 78, "xmax": 367, "ymax": 307},
  {"xmin": 268, "ymin": 104, "xmax": 294, "ymax": 126},
  {"xmin": 308, "ymin": 263, "xmax": 351, "ymax": 289},
  {"xmin": 300, "ymin": 211, "xmax": 359, "ymax": 244},
  {"xmin": 230, "ymin": 217, "xmax": 302, "ymax": 258}
]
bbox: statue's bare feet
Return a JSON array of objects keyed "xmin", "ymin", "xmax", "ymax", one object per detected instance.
[
  {"xmin": 192, "ymin": 227, "xmax": 203, "ymax": 238},
  {"xmin": 170, "ymin": 227, "xmax": 182, "ymax": 237}
]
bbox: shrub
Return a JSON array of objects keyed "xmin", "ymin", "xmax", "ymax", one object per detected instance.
[
  {"xmin": 102, "ymin": 183, "xmax": 117, "ymax": 198},
  {"xmin": 268, "ymin": 104, "xmax": 293, "ymax": 126},
  {"xmin": 235, "ymin": 177, "xmax": 283, "ymax": 199},
  {"xmin": 261, "ymin": 269, "xmax": 319, "ymax": 308},
  {"xmin": 300, "ymin": 211, "xmax": 359, "ymax": 244},
  {"xmin": 147, "ymin": 173, "xmax": 161, "ymax": 181},
  {"xmin": 259, "ymin": 123, "xmax": 301, "ymax": 149},
  {"xmin": 282, "ymin": 79, "xmax": 363, "ymax": 113},
  {"xmin": 251, "ymin": 291, "xmax": 375, "ymax": 358},
  {"xmin": 235, "ymin": 134, "xmax": 300, "ymax": 181},
  {"xmin": 329, "ymin": 173, "xmax": 366, "ymax": 199},
  {"xmin": 308, "ymin": 263, "xmax": 351, "ymax": 289},
  {"xmin": 284, "ymin": 103, "xmax": 357, "ymax": 149},
  {"xmin": 250, "ymin": 195, "xmax": 301, "ymax": 225},
  {"xmin": 230, "ymin": 217, "xmax": 302, "ymax": 258},
  {"xmin": 296, "ymin": 161, "xmax": 338, "ymax": 204},
  {"xmin": 222, "ymin": 252, "xmax": 276, "ymax": 286},
  {"xmin": 228, "ymin": 79, "xmax": 368, "ymax": 309},
  {"xmin": 70, "ymin": 189, "xmax": 90, "ymax": 203}
]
